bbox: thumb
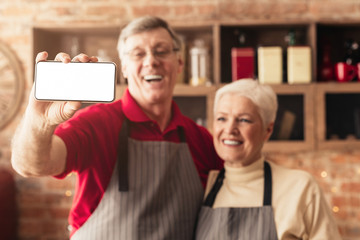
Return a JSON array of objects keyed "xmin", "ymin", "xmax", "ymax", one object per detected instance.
[
  {"xmin": 62, "ymin": 101, "xmax": 82, "ymax": 119},
  {"xmin": 67, "ymin": 101, "xmax": 82, "ymax": 111}
]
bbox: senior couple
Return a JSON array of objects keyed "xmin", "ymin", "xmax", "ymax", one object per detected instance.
[{"xmin": 12, "ymin": 16, "xmax": 341, "ymax": 240}]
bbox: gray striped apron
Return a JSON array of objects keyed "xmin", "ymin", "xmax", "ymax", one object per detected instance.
[
  {"xmin": 195, "ymin": 161, "xmax": 278, "ymax": 240},
  {"xmin": 71, "ymin": 118, "xmax": 204, "ymax": 240}
]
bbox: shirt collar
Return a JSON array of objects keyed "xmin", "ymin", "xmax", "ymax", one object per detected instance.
[
  {"xmin": 122, "ymin": 88, "xmax": 151, "ymax": 122},
  {"xmin": 121, "ymin": 88, "xmax": 186, "ymax": 132}
]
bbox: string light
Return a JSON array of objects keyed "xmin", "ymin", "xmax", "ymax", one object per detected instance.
[
  {"xmin": 65, "ymin": 190, "xmax": 72, "ymax": 197},
  {"xmin": 331, "ymin": 187, "xmax": 338, "ymax": 193},
  {"xmin": 321, "ymin": 171, "xmax": 328, "ymax": 178},
  {"xmin": 332, "ymin": 206, "xmax": 339, "ymax": 213}
]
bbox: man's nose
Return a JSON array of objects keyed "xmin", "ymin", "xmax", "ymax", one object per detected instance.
[{"xmin": 142, "ymin": 51, "xmax": 159, "ymax": 66}]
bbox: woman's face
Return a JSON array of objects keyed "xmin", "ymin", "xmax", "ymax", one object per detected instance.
[{"xmin": 213, "ymin": 94, "xmax": 273, "ymax": 167}]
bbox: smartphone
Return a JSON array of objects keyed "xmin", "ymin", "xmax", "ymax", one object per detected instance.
[{"xmin": 34, "ymin": 61, "xmax": 117, "ymax": 102}]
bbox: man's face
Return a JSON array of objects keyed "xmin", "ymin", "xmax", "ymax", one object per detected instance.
[{"xmin": 121, "ymin": 28, "xmax": 183, "ymax": 107}]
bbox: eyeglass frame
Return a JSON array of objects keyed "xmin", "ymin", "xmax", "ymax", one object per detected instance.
[{"xmin": 124, "ymin": 46, "xmax": 180, "ymax": 62}]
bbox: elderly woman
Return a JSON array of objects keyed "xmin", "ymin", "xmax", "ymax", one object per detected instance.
[{"xmin": 195, "ymin": 79, "xmax": 341, "ymax": 240}]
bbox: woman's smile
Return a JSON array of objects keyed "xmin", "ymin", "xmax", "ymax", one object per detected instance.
[
  {"xmin": 222, "ymin": 139, "xmax": 243, "ymax": 146},
  {"xmin": 213, "ymin": 94, "xmax": 271, "ymax": 167}
]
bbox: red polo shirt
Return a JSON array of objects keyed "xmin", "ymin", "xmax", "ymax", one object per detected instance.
[{"xmin": 55, "ymin": 88, "xmax": 223, "ymax": 236}]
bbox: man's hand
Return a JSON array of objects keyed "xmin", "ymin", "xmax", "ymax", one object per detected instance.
[
  {"xmin": 30, "ymin": 52, "xmax": 98, "ymax": 126},
  {"xmin": 11, "ymin": 51, "xmax": 98, "ymax": 177}
]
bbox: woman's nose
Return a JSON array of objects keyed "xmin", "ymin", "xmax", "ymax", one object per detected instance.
[{"xmin": 224, "ymin": 120, "xmax": 238, "ymax": 134}]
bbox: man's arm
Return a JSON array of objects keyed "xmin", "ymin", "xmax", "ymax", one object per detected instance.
[
  {"xmin": 11, "ymin": 107, "xmax": 67, "ymax": 177},
  {"xmin": 11, "ymin": 51, "xmax": 97, "ymax": 177}
]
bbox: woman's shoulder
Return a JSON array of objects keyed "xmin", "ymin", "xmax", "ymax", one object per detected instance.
[
  {"xmin": 268, "ymin": 161, "xmax": 314, "ymax": 180},
  {"xmin": 268, "ymin": 160, "xmax": 320, "ymax": 195}
]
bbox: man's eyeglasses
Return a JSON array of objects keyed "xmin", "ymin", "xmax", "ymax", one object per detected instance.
[{"xmin": 125, "ymin": 47, "xmax": 180, "ymax": 62}]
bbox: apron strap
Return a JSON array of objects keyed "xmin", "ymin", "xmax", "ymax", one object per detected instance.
[
  {"xmin": 263, "ymin": 161, "xmax": 272, "ymax": 206},
  {"xmin": 177, "ymin": 126, "xmax": 186, "ymax": 143},
  {"xmin": 203, "ymin": 161, "xmax": 273, "ymax": 207},
  {"xmin": 203, "ymin": 168, "xmax": 225, "ymax": 207},
  {"xmin": 118, "ymin": 117, "xmax": 129, "ymax": 192}
]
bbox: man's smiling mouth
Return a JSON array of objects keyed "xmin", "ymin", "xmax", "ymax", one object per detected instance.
[{"xmin": 144, "ymin": 75, "xmax": 163, "ymax": 82}]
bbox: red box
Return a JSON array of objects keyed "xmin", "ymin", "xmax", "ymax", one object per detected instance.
[{"xmin": 231, "ymin": 47, "xmax": 255, "ymax": 81}]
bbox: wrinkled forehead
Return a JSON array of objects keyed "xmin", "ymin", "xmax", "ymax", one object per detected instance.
[{"xmin": 123, "ymin": 28, "xmax": 174, "ymax": 50}]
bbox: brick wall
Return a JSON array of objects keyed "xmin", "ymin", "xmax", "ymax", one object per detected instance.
[{"xmin": 1, "ymin": 0, "xmax": 360, "ymax": 239}]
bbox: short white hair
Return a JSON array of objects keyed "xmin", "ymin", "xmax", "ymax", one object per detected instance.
[
  {"xmin": 214, "ymin": 79, "xmax": 278, "ymax": 126},
  {"xmin": 117, "ymin": 16, "xmax": 181, "ymax": 62}
]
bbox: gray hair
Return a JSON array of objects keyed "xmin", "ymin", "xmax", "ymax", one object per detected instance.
[
  {"xmin": 117, "ymin": 16, "xmax": 181, "ymax": 61},
  {"xmin": 214, "ymin": 79, "xmax": 278, "ymax": 127}
]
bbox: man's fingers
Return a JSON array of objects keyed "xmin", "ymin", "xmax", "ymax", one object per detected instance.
[
  {"xmin": 36, "ymin": 52, "xmax": 99, "ymax": 64},
  {"xmin": 72, "ymin": 53, "xmax": 90, "ymax": 62},
  {"xmin": 35, "ymin": 51, "xmax": 49, "ymax": 63},
  {"xmin": 89, "ymin": 56, "xmax": 99, "ymax": 63},
  {"xmin": 55, "ymin": 52, "xmax": 71, "ymax": 63},
  {"xmin": 72, "ymin": 54, "xmax": 99, "ymax": 63}
]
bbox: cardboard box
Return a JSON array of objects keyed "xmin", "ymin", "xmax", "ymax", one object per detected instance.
[
  {"xmin": 257, "ymin": 46, "xmax": 283, "ymax": 84},
  {"xmin": 231, "ymin": 47, "xmax": 255, "ymax": 81},
  {"xmin": 287, "ymin": 46, "xmax": 311, "ymax": 84}
]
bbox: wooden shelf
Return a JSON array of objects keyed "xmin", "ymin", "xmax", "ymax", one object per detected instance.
[
  {"xmin": 32, "ymin": 21, "xmax": 360, "ymax": 153},
  {"xmin": 315, "ymin": 82, "xmax": 360, "ymax": 150},
  {"xmin": 264, "ymin": 83, "xmax": 315, "ymax": 152},
  {"xmin": 174, "ymin": 84, "xmax": 215, "ymax": 132},
  {"xmin": 219, "ymin": 23, "xmax": 314, "ymax": 83}
]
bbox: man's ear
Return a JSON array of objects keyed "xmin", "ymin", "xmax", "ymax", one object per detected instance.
[
  {"xmin": 264, "ymin": 122, "xmax": 274, "ymax": 142},
  {"xmin": 121, "ymin": 64, "xmax": 127, "ymax": 79},
  {"xmin": 177, "ymin": 56, "xmax": 184, "ymax": 74}
]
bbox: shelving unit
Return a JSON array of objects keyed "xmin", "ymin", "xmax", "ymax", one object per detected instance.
[
  {"xmin": 172, "ymin": 24, "xmax": 215, "ymax": 84},
  {"xmin": 32, "ymin": 20, "xmax": 360, "ymax": 152},
  {"xmin": 316, "ymin": 82, "xmax": 360, "ymax": 150},
  {"xmin": 219, "ymin": 21, "xmax": 313, "ymax": 83},
  {"xmin": 316, "ymin": 21, "xmax": 360, "ymax": 64},
  {"xmin": 173, "ymin": 84, "xmax": 216, "ymax": 132},
  {"xmin": 263, "ymin": 83, "xmax": 315, "ymax": 153}
]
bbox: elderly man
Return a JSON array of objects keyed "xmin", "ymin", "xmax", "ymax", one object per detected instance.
[{"xmin": 12, "ymin": 16, "xmax": 222, "ymax": 240}]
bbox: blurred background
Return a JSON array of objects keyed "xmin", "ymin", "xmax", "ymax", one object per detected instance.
[{"xmin": 1, "ymin": 0, "xmax": 360, "ymax": 239}]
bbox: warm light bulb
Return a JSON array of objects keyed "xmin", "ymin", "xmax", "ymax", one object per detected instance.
[
  {"xmin": 332, "ymin": 206, "xmax": 339, "ymax": 213},
  {"xmin": 321, "ymin": 171, "xmax": 328, "ymax": 178},
  {"xmin": 65, "ymin": 190, "xmax": 72, "ymax": 197}
]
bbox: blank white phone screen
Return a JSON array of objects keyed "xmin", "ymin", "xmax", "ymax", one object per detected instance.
[{"xmin": 35, "ymin": 61, "xmax": 116, "ymax": 102}]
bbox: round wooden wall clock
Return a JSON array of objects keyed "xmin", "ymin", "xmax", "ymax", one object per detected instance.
[{"xmin": 0, "ymin": 40, "xmax": 24, "ymax": 130}]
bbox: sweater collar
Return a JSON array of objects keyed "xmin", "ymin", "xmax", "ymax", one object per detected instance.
[{"xmin": 224, "ymin": 156, "xmax": 265, "ymax": 183}]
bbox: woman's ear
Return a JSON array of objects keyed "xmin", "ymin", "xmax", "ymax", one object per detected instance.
[{"xmin": 264, "ymin": 122, "xmax": 274, "ymax": 142}]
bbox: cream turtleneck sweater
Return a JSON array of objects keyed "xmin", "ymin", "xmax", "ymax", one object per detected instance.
[{"xmin": 204, "ymin": 157, "xmax": 342, "ymax": 240}]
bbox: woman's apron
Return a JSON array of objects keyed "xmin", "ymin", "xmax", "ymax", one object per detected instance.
[
  {"xmin": 195, "ymin": 161, "xmax": 278, "ymax": 240},
  {"xmin": 71, "ymin": 118, "xmax": 204, "ymax": 240}
]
